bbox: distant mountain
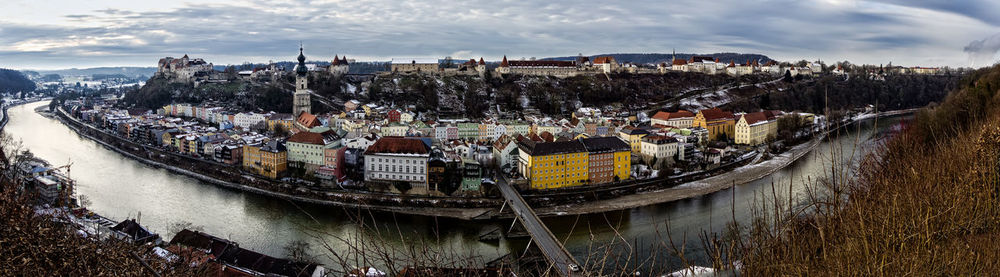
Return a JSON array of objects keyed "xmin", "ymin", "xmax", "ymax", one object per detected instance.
[
  {"xmin": 35, "ymin": 67, "xmax": 158, "ymax": 79},
  {"xmin": 543, "ymin": 53, "xmax": 773, "ymax": 65}
]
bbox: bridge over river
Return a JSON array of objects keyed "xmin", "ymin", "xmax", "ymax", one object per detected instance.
[{"xmin": 496, "ymin": 177, "xmax": 581, "ymax": 276}]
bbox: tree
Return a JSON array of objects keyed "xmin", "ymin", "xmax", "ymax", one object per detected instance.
[
  {"xmin": 393, "ymin": 181, "xmax": 412, "ymax": 194},
  {"xmin": 783, "ymin": 70, "xmax": 794, "ymax": 83},
  {"xmin": 284, "ymin": 240, "xmax": 313, "ymax": 263}
]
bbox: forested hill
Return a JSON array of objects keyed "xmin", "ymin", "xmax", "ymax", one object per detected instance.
[
  {"xmin": 543, "ymin": 53, "xmax": 773, "ymax": 64},
  {"xmin": 0, "ymin": 68, "xmax": 36, "ymax": 93}
]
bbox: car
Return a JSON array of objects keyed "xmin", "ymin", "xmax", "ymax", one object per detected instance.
[{"xmin": 568, "ymin": 264, "xmax": 580, "ymax": 272}]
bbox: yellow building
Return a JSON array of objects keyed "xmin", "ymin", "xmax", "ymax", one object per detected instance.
[
  {"xmin": 693, "ymin": 108, "xmax": 736, "ymax": 141},
  {"xmin": 267, "ymin": 113, "xmax": 295, "ymax": 134},
  {"xmin": 517, "ymin": 140, "xmax": 589, "ymax": 189},
  {"xmin": 735, "ymin": 111, "xmax": 781, "ymax": 145},
  {"xmin": 517, "ymin": 137, "xmax": 632, "ymax": 189},
  {"xmin": 242, "ymin": 141, "xmax": 288, "ymax": 179},
  {"xmin": 618, "ymin": 127, "xmax": 649, "ymax": 153}
]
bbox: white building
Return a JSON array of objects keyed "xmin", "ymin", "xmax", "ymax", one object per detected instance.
[
  {"xmin": 640, "ymin": 135, "xmax": 679, "ymax": 161},
  {"xmin": 234, "ymin": 112, "xmax": 268, "ymax": 130},
  {"xmin": 364, "ymin": 137, "xmax": 431, "ymax": 187}
]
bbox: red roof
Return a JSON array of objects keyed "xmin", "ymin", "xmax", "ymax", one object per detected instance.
[
  {"xmin": 593, "ymin": 56, "xmax": 615, "ymax": 64},
  {"xmin": 478, "ymin": 58, "xmax": 485, "ymax": 65},
  {"xmin": 288, "ymin": 131, "xmax": 326, "ymax": 145},
  {"xmin": 296, "ymin": 112, "xmax": 321, "ymax": 128},
  {"xmin": 741, "ymin": 112, "xmax": 769, "ymax": 125},
  {"xmin": 652, "ymin": 110, "xmax": 695, "ymax": 121},
  {"xmin": 365, "ymin": 137, "xmax": 429, "ymax": 155},
  {"xmin": 500, "ymin": 56, "xmax": 509, "ymax": 67},
  {"xmin": 672, "ymin": 59, "xmax": 687, "ymax": 66},
  {"xmin": 332, "ymin": 55, "xmax": 341, "ymax": 65},
  {"xmin": 698, "ymin": 108, "xmax": 735, "ymax": 121}
]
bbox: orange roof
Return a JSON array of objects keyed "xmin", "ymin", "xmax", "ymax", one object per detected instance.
[
  {"xmin": 593, "ymin": 56, "xmax": 615, "ymax": 64},
  {"xmin": 672, "ymin": 59, "xmax": 688, "ymax": 66},
  {"xmin": 500, "ymin": 56, "xmax": 509, "ymax": 67},
  {"xmin": 296, "ymin": 112, "xmax": 321, "ymax": 128},
  {"xmin": 652, "ymin": 110, "xmax": 695, "ymax": 121}
]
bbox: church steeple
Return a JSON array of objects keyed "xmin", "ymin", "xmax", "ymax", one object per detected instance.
[
  {"xmin": 295, "ymin": 45, "xmax": 308, "ymax": 76},
  {"xmin": 293, "ymin": 44, "xmax": 311, "ymax": 117}
]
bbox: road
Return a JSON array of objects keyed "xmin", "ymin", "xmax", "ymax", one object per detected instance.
[{"xmin": 496, "ymin": 177, "xmax": 580, "ymax": 276}]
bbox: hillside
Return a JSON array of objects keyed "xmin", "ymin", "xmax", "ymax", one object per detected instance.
[
  {"xmin": 0, "ymin": 68, "xmax": 36, "ymax": 94},
  {"xmin": 543, "ymin": 53, "xmax": 773, "ymax": 64},
  {"xmin": 729, "ymin": 65, "xmax": 1000, "ymax": 275}
]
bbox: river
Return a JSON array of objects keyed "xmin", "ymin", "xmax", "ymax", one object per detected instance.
[{"xmin": 5, "ymin": 101, "xmax": 905, "ymax": 273}]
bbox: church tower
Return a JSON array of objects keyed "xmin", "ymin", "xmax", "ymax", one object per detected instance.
[{"xmin": 293, "ymin": 46, "xmax": 311, "ymax": 117}]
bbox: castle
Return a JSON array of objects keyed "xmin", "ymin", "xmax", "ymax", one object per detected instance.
[{"xmin": 156, "ymin": 55, "xmax": 214, "ymax": 83}]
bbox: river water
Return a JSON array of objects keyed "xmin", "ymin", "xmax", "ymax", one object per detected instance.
[{"xmin": 5, "ymin": 101, "xmax": 904, "ymax": 273}]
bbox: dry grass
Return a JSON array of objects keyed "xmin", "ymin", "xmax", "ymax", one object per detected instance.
[{"xmin": 723, "ymin": 65, "xmax": 1000, "ymax": 276}]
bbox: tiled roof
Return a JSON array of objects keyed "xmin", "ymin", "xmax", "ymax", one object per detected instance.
[
  {"xmin": 652, "ymin": 110, "xmax": 695, "ymax": 121},
  {"xmin": 741, "ymin": 112, "xmax": 769, "ymax": 125},
  {"xmin": 296, "ymin": 112, "xmax": 321, "ymax": 128},
  {"xmin": 698, "ymin": 108, "xmax": 735, "ymax": 121},
  {"xmin": 518, "ymin": 140, "xmax": 585, "ymax": 156},
  {"xmin": 365, "ymin": 137, "xmax": 430, "ymax": 155},
  {"xmin": 592, "ymin": 56, "xmax": 615, "ymax": 64},
  {"xmin": 580, "ymin": 137, "xmax": 630, "ymax": 153}
]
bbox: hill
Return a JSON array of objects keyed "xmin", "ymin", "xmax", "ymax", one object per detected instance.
[
  {"xmin": 728, "ymin": 65, "xmax": 1000, "ymax": 275},
  {"xmin": 0, "ymin": 68, "xmax": 36, "ymax": 94},
  {"xmin": 543, "ymin": 53, "xmax": 773, "ymax": 65}
]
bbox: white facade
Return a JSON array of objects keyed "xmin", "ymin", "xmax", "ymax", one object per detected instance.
[
  {"xmin": 365, "ymin": 154, "xmax": 429, "ymax": 186},
  {"xmin": 640, "ymin": 139, "xmax": 678, "ymax": 160},
  {"xmin": 234, "ymin": 112, "xmax": 267, "ymax": 130}
]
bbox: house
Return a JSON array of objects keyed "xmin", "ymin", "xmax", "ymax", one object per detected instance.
[
  {"xmin": 650, "ymin": 110, "xmax": 695, "ymax": 128},
  {"xmin": 267, "ymin": 113, "xmax": 295, "ymax": 134},
  {"xmin": 364, "ymin": 137, "xmax": 431, "ymax": 190},
  {"xmin": 592, "ymin": 56, "xmax": 619, "ymax": 74},
  {"xmin": 618, "ymin": 127, "xmax": 649, "ymax": 153},
  {"xmin": 735, "ymin": 111, "xmax": 780, "ymax": 145},
  {"xmin": 316, "ymin": 147, "xmax": 347, "ymax": 183},
  {"xmin": 387, "ymin": 109, "xmax": 401, "ymax": 123},
  {"xmin": 492, "ymin": 134, "xmax": 519, "ymax": 170},
  {"xmin": 286, "ymin": 130, "xmax": 343, "ymax": 173},
  {"xmin": 110, "ymin": 219, "xmax": 162, "ymax": 245},
  {"xmin": 693, "ymin": 108, "xmax": 736, "ymax": 141},
  {"xmin": 640, "ymin": 135, "xmax": 679, "ymax": 161},
  {"xmin": 294, "ymin": 112, "xmax": 322, "ymax": 131},
  {"xmin": 242, "ymin": 141, "xmax": 287, "ymax": 179},
  {"xmin": 461, "ymin": 157, "xmax": 482, "ymax": 193}
]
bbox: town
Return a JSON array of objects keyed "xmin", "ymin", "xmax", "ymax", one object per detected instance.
[{"xmin": 53, "ymin": 47, "xmax": 853, "ymax": 199}]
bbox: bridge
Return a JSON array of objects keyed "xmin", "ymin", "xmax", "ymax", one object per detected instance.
[{"xmin": 496, "ymin": 177, "xmax": 581, "ymax": 276}]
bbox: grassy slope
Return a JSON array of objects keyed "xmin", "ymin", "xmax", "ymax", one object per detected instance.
[{"xmin": 734, "ymin": 65, "xmax": 1000, "ymax": 275}]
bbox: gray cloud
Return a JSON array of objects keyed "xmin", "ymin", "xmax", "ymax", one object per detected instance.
[
  {"xmin": 964, "ymin": 33, "xmax": 1000, "ymax": 67},
  {"xmin": 0, "ymin": 0, "xmax": 994, "ymax": 69}
]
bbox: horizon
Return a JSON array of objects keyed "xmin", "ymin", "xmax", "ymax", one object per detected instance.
[{"xmin": 2, "ymin": 1, "xmax": 999, "ymax": 70}]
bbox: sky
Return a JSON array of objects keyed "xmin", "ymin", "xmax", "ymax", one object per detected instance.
[{"xmin": 1, "ymin": 0, "xmax": 998, "ymax": 70}]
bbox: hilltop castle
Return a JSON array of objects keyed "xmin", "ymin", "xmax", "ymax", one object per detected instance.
[{"xmin": 156, "ymin": 55, "xmax": 213, "ymax": 83}]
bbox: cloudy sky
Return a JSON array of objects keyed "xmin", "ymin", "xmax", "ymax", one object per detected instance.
[{"xmin": 1, "ymin": 0, "xmax": 998, "ymax": 70}]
